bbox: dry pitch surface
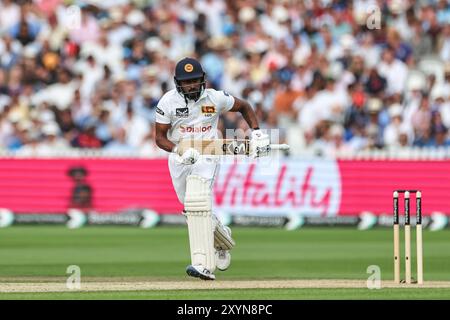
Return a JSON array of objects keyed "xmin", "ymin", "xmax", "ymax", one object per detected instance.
[{"xmin": 1, "ymin": 278, "xmax": 450, "ymax": 293}]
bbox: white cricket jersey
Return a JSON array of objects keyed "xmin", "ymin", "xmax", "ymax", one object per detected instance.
[{"xmin": 155, "ymin": 88, "xmax": 235, "ymax": 144}]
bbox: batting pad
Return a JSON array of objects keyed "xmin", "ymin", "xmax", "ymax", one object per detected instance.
[
  {"xmin": 184, "ymin": 175, "xmax": 216, "ymax": 272},
  {"xmin": 212, "ymin": 215, "xmax": 235, "ymax": 250}
]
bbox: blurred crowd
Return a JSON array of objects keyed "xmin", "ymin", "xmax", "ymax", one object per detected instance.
[{"xmin": 0, "ymin": 0, "xmax": 449, "ymax": 158}]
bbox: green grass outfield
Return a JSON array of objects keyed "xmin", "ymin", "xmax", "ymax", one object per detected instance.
[{"xmin": 0, "ymin": 226, "xmax": 449, "ymax": 299}]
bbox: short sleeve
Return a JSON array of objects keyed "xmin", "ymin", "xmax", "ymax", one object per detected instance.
[
  {"xmin": 155, "ymin": 100, "xmax": 170, "ymax": 124},
  {"xmin": 213, "ymin": 90, "xmax": 235, "ymax": 113}
]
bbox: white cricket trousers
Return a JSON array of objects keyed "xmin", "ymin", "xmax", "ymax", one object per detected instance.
[{"xmin": 168, "ymin": 153, "xmax": 220, "ymax": 206}]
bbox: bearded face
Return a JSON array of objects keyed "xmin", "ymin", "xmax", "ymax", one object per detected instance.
[{"xmin": 177, "ymin": 77, "xmax": 205, "ymax": 101}]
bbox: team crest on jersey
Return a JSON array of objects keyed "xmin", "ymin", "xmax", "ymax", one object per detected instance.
[
  {"xmin": 201, "ymin": 106, "xmax": 216, "ymax": 117},
  {"xmin": 175, "ymin": 107, "xmax": 189, "ymax": 118}
]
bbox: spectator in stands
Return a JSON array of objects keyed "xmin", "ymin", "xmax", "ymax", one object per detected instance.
[
  {"xmin": 0, "ymin": 0, "xmax": 448, "ymax": 158},
  {"xmin": 384, "ymin": 103, "xmax": 413, "ymax": 148},
  {"xmin": 409, "ymin": 18, "xmax": 434, "ymax": 62},
  {"xmin": 0, "ymin": 36, "xmax": 20, "ymax": 71},
  {"xmin": 68, "ymin": 6, "xmax": 100, "ymax": 45},
  {"xmin": 140, "ymin": 124, "xmax": 167, "ymax": 157},
  {"xmin": 0, "ymin": 69, "xmax": 8, "ymax": 94},
  {"xmin": 0, "ymin": 0, "xmax": 20, "ymax": 34},
  {"xmin": 364, "ymin": 68, "xmax": 387, "ymax": 97},
  {"xmin": 377, "ymin": 47, "xmax": 408, "ymax": 96},
  {"xmin": 323, "ymin": 124, "xmax": 353, "ymax": 158},
  {"xmin": 9, "ymin": 7, "xmax": 40, "ymax": 46},
  {"xmin": 273, "ymin": 77, "xmax": 302, "ymax": 125},
  {"xmin": 430, "ymin": 111, "xmax": 450, "ymax": 147},
  {"xmin": 71, "ymin": 122, "xmax": 102, "ymax": 149},
  {"xmin": 365, "ymin": 98, "xmax": 384, "ymax": 148},
  {"xmin": 412, "ymin": 95, "xmax": 433, "ymax": 146},
  {"xmin": 104, "ymin": 127, "xmax": 136, "ymax": 153},
  {"xmin": 438, "ymin": 22, "xmax": 450, "ymax": 62},
  {"xmin": 35, "ymin": 122, "xmax": 70, "ymax": 154},
  {"xmin": 385, "ymin": 28, "xmax": 413, "ymax": 64},
  {"xmin": 94, "ymin": 108, "xmax": 114, "ymax": 146}
]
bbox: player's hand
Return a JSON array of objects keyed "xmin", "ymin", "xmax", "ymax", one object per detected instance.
[
  {"xmin": 179, "ymin": 147, "xmax": 200, "ymax": 165},
  {"xmin": 250, "ymin": 129, "xmax": 270, "ymax": 158}
]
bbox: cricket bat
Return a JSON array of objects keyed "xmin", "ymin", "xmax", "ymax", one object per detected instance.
[{"xmin": 177, "ymin": 139, "xmax": 290, "ymax": 156}]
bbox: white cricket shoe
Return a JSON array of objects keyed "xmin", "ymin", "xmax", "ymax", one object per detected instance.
[
  {"xmin": 216, "ymin": 250, "xmax": 231, "ymax": 271},
  {"xmin": 216, "ymin": 226, "xmax": 232, "ymax": 271},
  {"xmin": 186, "ymin": 265, "xmax": 216, "ymax": 280}
]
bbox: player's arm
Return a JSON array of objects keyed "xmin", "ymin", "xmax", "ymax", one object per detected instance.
[
  {"xmin": 228, "ymin": 96, "xmax": 270, "ymax": 158},
  {"xmin": 155, "ymin": 122, "xmax": 176, "ymax": 153},
  {"xmin": 228, "ymin": 97, "xmax": 260, "ymax": 130},
  {"xmin": 155, "ymin": 122, "xmax": 199, "ymax": 164}
]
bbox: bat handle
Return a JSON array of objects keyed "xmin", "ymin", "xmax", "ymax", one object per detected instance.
[{"xmin": 269, "ymin": 144, "xmax": 290, "ymax": 151}]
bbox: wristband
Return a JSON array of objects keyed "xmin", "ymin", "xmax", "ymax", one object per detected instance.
[{"xmin": 253, "ymin": 127, "xmax": 260, "ymax": 130}]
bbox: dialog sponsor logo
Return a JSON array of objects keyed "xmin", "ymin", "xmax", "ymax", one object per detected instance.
[{"xmin": 180, "ymin": 125, "xmax": 212, "ymax": 133}]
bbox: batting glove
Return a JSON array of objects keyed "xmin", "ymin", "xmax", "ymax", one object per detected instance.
[
  {"xmin": 179, "ymin": 147, "xmax": 200, "ymax": 165},
  {"xmin": 249, "ymin": 129, "xmax": 270, "ymax": 158}
]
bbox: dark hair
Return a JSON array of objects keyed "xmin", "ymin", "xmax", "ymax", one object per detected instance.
[{"xmin": 68, "ymin": 166, "xmax": 88, "ymax": 178}]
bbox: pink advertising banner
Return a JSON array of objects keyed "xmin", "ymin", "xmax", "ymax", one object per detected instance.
[{"xmin": 0, "ymin": 158, "xmax": 449, "ymax": 216}]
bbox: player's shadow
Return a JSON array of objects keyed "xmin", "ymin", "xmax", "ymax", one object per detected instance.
[{"xmin": 67, "ymin": 166, "xmax": 93, "ymax": 211}]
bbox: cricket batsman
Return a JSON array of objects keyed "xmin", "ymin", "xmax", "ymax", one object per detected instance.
[{"xmin": 155, "ymin": 57, "xmax": 270, "ymax": 280}]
